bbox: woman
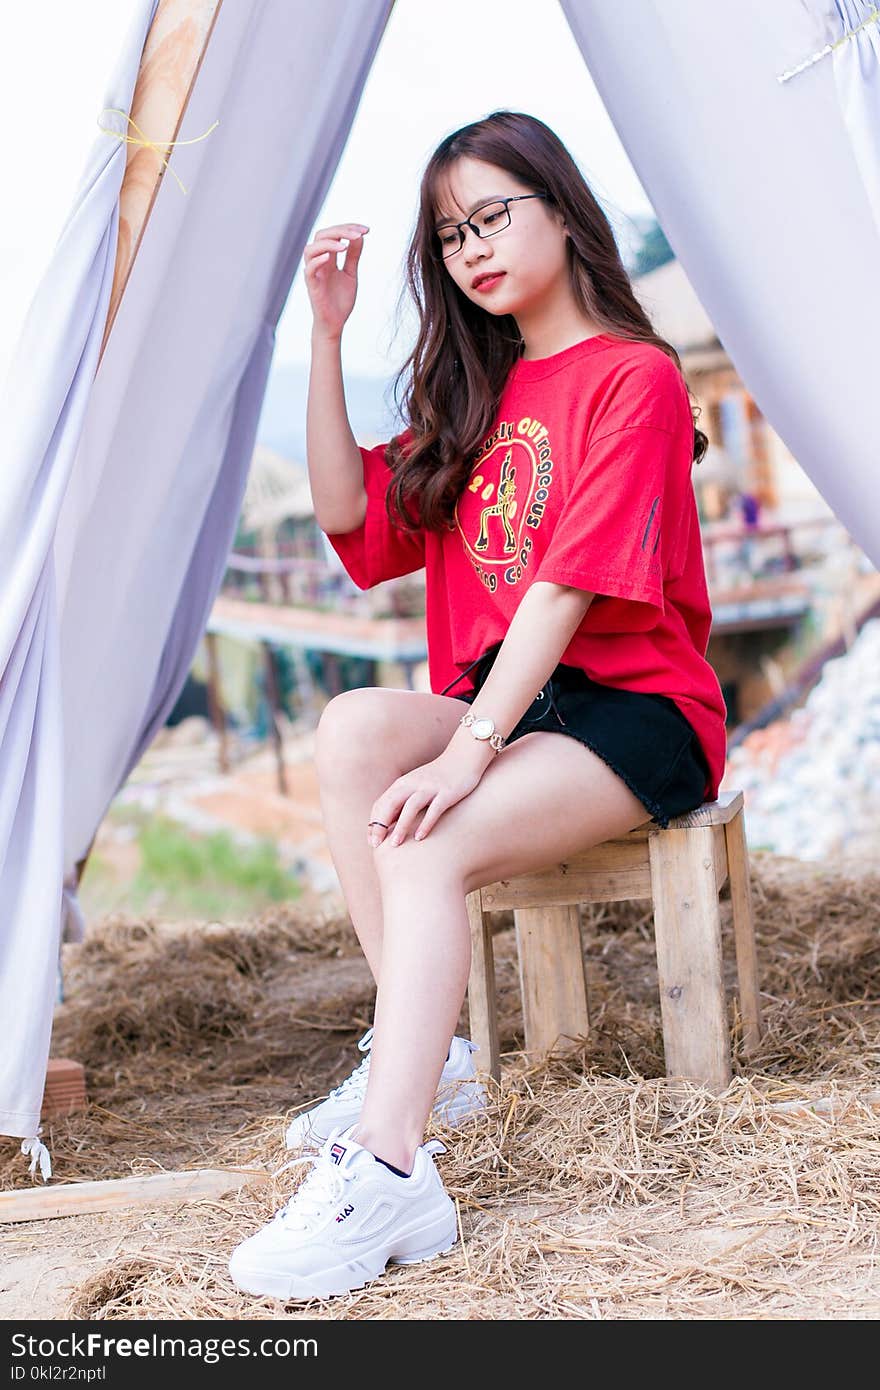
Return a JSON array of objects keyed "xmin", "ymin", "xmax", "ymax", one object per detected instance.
[{"xmin": 229, "ymin": 109, "xmax": 726, "ymax": 1302}]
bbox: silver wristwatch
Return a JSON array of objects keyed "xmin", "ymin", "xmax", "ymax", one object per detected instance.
[{"xmin": 459, "ymin": 711, "xmax": 506, "ymax": 754}]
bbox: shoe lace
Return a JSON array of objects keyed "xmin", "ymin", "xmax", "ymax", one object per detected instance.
[
  {"xmin": 274, "ymin": 1150, "xmax": 348, "ymax": 1231},
  {"xmin": 326, "ymin": 1027, "xmax": 373, "ymax": 1101}
]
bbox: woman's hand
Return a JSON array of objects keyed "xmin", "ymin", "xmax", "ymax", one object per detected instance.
[
  {"xmin": 303, "ymin": 222, "xmax": 370, "ymax": 340},
  {"xmin": 367, "ymin": 746, "xmax": 492, "ymax": 848}
]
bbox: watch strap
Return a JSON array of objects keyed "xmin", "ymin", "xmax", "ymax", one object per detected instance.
[{"xmin": 460, "ymin": 711, "xmax": 506, "ymax": 753}]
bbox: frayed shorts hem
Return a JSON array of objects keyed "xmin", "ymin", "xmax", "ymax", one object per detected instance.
[
  {"xmin": 455, "ymin": 643, "xmax": 709, "ymax": 829},
  {"xmin": 544, "ymin": 728, "xmax": 676, "ymax": 828}
]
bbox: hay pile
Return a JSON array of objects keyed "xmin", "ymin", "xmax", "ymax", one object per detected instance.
[{"xmin": 2, "ymin": 852, "xmax": 880, "ymax": 1319}]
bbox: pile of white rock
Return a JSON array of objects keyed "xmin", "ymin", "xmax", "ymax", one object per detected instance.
[{"xmin": 722, "ymin": 618, "xmax": 880, "ymax": 861}]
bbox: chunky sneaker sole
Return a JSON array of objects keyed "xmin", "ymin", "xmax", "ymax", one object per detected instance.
[
  {"xmin": 229, "ymin": 1134, "xmax": 458, "ymax": 1301},
  {"xmin": 284, "ymin": 1031, "xmax": 487, "ymax": 1151},
  {"xmin": 229, "ymin": 1208, "xmax": 458, "ymax": 1301}
]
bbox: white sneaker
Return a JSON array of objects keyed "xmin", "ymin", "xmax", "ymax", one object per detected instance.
[
  {"xmin": 283, "ymin": 1030, "xmax": 487, "ymax": 1150},
  {"xmin": 229, "ymin": 1132, "xmax": 458, "ymax": 1300}
]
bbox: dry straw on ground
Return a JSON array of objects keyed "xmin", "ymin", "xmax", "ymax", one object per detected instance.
[{"xmin": 2, "ymin": 851, "xmax": 879, "ymax": 1319}]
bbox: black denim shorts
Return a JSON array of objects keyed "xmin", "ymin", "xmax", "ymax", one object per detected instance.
[{"xmin": 452, "ymin": 640, "xmax": 710, "ymax": 829}]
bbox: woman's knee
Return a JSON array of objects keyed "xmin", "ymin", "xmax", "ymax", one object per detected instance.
[
  {"xmin": 316, "ymin": 687, "xmax": 467, "ymax": 788},
  {"xmin": 315, "ymin": 688, "xmax": 396, "ymax": 782},
  {"xmin": 371, "ymin": 831, "xmax": 470, "ymax": 893}
]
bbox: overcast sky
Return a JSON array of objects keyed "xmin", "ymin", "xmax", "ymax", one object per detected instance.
[{"xmin": 0, "ymin": 0, "xmax": 654, "ymax": 382}]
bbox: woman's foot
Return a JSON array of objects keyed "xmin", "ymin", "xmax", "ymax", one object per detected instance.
[
  {"xmin": 284, "ymin": 1030, "xmax": 487, "ymax": 1149},
  {"xmin": 229, "ymin": 1132, "xmax": 457, "ymax": 1300}
]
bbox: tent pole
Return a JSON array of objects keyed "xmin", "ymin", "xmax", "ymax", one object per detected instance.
[
  {"xmin": 204, "ymin": 631, "xmax": 230, "ymax": 773},
  {"xmin": 262, "ymin": 642, "xmax": 289, "ymax": 797},
  {"xmin": 74, "ymin": 836, "xmax": 96, "ymax": 890},
  {"xmin": 73, "ymin": 0, "xmax": 226, "ymax": 898},
  {"xmin": 98, "ymin": 0, "xmax": 225, "ymax": 369}
]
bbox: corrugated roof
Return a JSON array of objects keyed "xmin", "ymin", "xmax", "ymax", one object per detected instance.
[{"xmin": 242, "ymin": 444, "xmax": 314, "ymax": 527}]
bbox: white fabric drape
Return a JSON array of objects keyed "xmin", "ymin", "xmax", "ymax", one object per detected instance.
[
  {"xmin": 817, "ymin": 1, "xmax": 880, "ymax": 235},
  {"xmin": 4, "ymin": 0, "xmax": 879, "ymax": 1154},
  {"xmin": 0, "ymin": 0, "xmax": 159, "ymax": 1145},
  {"xmin": 560, "ymin": 0, "xmax": 880, "ymax": 570},
  {"xmin": 0, "ymin": 0, "xmax": 394, "ymax": 1142}
]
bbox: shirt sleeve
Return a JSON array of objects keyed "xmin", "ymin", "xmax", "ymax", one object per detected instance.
[
  {"xmin": 532, "ymin": 367, "xmax": 694, "ymax": 622},
  {"xmin": 323, "ymin": 431, "xmax": 426, "ymax": 590}
]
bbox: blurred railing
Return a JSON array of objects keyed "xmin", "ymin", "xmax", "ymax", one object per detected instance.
[
  {"xmin": 701, "ymin": 513, "xmax": 850, "ymax": 588},
  {"xmin": 222, "ymin": 545, "xmax": 424, "ymax": 619},
  {"xmin": 701, "ymin": 513, "xmax": 875, "ymax": 632},
  {"xmin": 223, "ymin": 515, "xmax": 871, "ymax": 626}
]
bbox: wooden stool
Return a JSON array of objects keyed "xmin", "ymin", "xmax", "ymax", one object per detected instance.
[{"xmin": 466, "ymin": 790, "xmax": 761, "ymax": 1092}]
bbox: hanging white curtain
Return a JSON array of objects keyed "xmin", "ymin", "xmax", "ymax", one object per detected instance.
[
  {"xmin": 817, "ymin": 0, "xmax": 880, "ymax": 235},
  {"xmin": 0, "ymin": 0, "xmax": 394, "ymax": 1145},
  {"xmin": 560, "ymin": 0, "xmax": 880, "ymax": 569},
  {"xmin": 0, "ymin": 0, "xmax": 160, "ymax": 1149},
  {"xmin": 5, "ymin": 0, "xmax": 879, "ymax": 1159}
]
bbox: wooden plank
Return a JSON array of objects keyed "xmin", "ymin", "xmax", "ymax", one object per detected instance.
[
  {"xmin": 478, "ymin": 796, "xmax": 744, "ymax": 912},
  {"xmin": 514, "ymin": 905, "xmax": 590, "ymax": 1058},
  {"xmin": 649, "ymin": 825, "xmax": 731, "ymax": 1091},
  {"xmin": 664, "ymin": 791, "xmax": 743, "ymax": 829},
  {"xmin": 466, "ymin": 890, "xmax": 500, "ymax": 1082},
  {"xmin": 724, "ymin": 809, "xmax": 763, "ymax": 1052},
  {"xmin": 481, "ymin": 841, "xmax": 652, "ymax": 911},
  {"xmin": 712, "ymin": 822, "xmax": 729, "ymax": 891},
  {"xmin": 0, "ymin": 1167, "xmax": 266, "ymax": 1224}
]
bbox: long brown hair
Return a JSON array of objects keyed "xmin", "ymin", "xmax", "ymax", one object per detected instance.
[{"xmin": 384, "ymin": 109, "xmax": 708, "ymax": 534}]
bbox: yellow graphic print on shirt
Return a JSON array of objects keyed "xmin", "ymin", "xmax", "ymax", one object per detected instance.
[{"xmin": 453, "ymin": 417, "xmax": 554, "ymax": 594}]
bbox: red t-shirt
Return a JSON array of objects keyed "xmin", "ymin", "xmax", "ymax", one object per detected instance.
[{"xmin": 325, "ymin": 332, "xmax": 727, "ymax": 801}]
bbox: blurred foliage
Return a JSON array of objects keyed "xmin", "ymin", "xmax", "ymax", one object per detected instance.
[{"xmin": 81, "ymin": 815, "xmax": 301, "ymax": 921}]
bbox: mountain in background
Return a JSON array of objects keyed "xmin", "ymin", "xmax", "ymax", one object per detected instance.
[{"xmin": 257, "ymin": 362, "xmax": 404, "ymax": 459}]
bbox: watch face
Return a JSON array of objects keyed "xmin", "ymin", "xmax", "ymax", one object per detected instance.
[{"xmin": 471, "ymin": 717, "xmax": 495, "ymax": 740}]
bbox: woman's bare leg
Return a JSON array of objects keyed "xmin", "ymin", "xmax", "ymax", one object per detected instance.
[
  {"xmin": 354, "ymin": 729, "xmax": 654, "ymax": 1172},
  {"xmin": 353, "ymin": 859, "xmax": 471, "ymax": 1168},
  {"xmin": 314, "ymin": 688, "xmax": 472, "ymax": 982}
]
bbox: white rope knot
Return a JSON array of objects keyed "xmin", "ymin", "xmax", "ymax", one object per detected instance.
[
  {"xmin": 777, "ymin": 5, "xmax": 880, "ymax": 83},
  {"xmin": 21, "ymin": 1133, "xmax": 52, "ymax": 1183}
]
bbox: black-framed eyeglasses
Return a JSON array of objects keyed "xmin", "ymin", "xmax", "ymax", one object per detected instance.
[{"xmin": 433, "ymin": 194, "xmax": 551, "ymax": 259}]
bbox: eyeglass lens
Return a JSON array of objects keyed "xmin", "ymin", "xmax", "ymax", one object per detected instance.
[{"xmin": 437, "ymin": 201, "xmax": 510, "ymax": 257}]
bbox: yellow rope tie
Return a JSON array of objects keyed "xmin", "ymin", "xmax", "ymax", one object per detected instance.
[
  {"xmin": 777, "ymin": 5, "xmax": 880, "ymax": 83},
  {"xmin": 97, "ymin": 106, "xmax": 219, "ymax": 195}
]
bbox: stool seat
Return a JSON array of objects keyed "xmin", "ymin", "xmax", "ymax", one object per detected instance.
[{"xmin": 466, "ymin": 790, "xmax": 761, "ymax": 1092}]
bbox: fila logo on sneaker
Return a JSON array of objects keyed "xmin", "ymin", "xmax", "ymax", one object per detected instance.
[
  {"xmin": 335, "ymin": 1203, "xmax": 355, "ymax": 1223},
  {"xmin": 329, "ymin": 1143, "xmax": 347, "ymax": 1165}
]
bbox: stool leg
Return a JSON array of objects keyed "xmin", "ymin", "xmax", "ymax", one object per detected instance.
[
  {"xmin": 514, "ymin": 905, "xmax": 590, "ymax": 1058},
  {"xmin": 724, "ymin": 808, "xmax": 763, "ymax": 1053},
  {"xmin": 648, "ymin": 826, "xmax": 731, "ymax": 1091},
  {"xmin": 466, "ymin": 890, "xmax": 500, "ymax": 1082}
]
